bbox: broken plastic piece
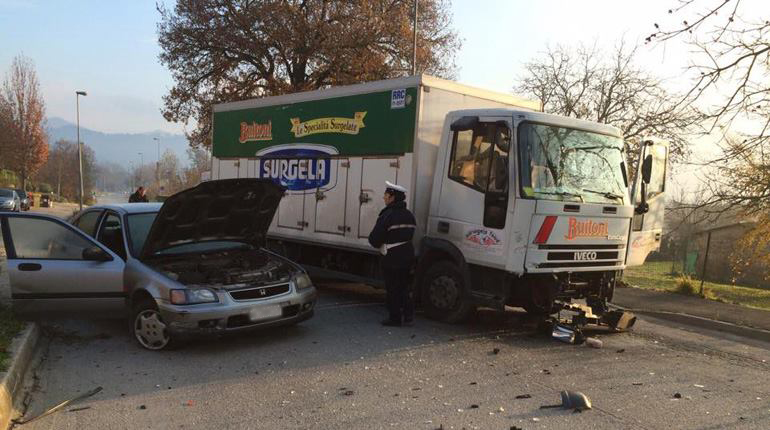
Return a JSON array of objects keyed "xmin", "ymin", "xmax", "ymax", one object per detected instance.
[
  {"xmin": 13, "ymin": 386, "xmax": 103, "ymax": 425},
  {"xmin": 540, "ymin": 390, "xmax": 592, "ymax": 411},
  {"xmin": 585, "ymin": 337, "xmax": 603, "ymax": 348}
]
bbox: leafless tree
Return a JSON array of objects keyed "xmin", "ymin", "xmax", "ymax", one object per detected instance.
[{"xmin": 515, "ymin": 41, "xmax": 704, "ymax": 168}]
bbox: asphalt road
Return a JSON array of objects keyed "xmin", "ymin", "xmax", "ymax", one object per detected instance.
[{"xmin": 10, "ymin": 283, "xmax": 770, "ymax": 430}]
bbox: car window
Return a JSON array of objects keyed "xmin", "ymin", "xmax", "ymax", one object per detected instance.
[
  {"xmin": 74, "ymin": 211, "xmax": 103, "ymax": 237},
  {"xmin": 0, "ymin": 189, "xmax": 12, "ymax": 198},
  {"xmin": 7, "ymin": 217, "xmax": 94, "ymax": 260},
  {"xmin": 15, "ymin": 190, "xmax": 26, "ymax": 198},
  {"xmin": 97, "ymin": 213, "xmax": 127, "ymax": 260},
  {"xmin": 126, "ymin": 212, "xmax": 158, "ymax": 257}
]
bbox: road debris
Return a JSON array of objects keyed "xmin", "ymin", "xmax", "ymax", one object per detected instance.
[
  {"xmin": 12, "ymin": 386, "xmax": 103, "ymax": 425},
  {"xmin": 515, "ymin": 394, "xmax": 532, "ymax": 399},
  {"xmin": 585, "ymin": 337, "xmax": 603, "ymax": 348},
  {"xmin": 616, "ymin": 348, "xmax": 625, "ymax": 353},
  {"xmin": 469, "ymin": 404, "xmax": 479, "ymax": 409},
  {"xmin": 67, "ymin": 406, "xmax": 91, "ymax": 413},
  {"xmin": 540, "ymin": 390, "xmax": 592, "ymax": 412},
  {"xmin": 673, "ymin": 393, "xmax": 682, "ymax": 399},
  {"xmin": 491, "ymin": 348, "xmax": 500, "ymax": 355},
  {"xmin": 139, "ymin": 405, "xmax": 147, "ymax": 410}
]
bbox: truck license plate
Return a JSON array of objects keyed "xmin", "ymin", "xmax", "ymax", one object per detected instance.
[{"xmin": 249, "ymin": 305, "xmax": 282, "ymax": 322}]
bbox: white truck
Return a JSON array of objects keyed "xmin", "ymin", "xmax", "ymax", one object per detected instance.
[{"xmin": 209, "ymin": 75, "xmax": 667, "ymax": 322}]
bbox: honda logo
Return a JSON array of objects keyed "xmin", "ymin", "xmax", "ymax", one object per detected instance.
[{"xmin": 574, "ymin": 251, "xmax": 597, "ymax": 261}]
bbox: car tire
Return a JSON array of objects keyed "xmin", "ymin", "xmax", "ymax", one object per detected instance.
[
  {"xmin": 131, "ymin": 297, "xmax": 175, "ymax": 351},
  {"xmin": 420, "ymin": 261, "xmax": 475, "ymax": 323}
]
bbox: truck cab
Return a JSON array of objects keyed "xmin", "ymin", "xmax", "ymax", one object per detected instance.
[{"xmin": 418, "ymin": 109, "xmax": 667, "ymax": 321}]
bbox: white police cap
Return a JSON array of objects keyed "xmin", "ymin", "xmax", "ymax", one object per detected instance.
[{"xmin": 385, "ymin": 181, "xmax": 407, "ymax": 194}]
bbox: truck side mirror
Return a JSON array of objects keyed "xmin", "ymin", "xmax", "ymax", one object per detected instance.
[
  {"xmin": 641, "ymin": 154, "xmax": 653, "ymax": 184},
  {"xmin": 450, "ymin": 116, "xmax": 479, "ymax": 132}
]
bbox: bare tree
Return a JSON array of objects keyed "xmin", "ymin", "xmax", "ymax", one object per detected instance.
[
  {"xmin": 0, "ymin": 55, "xmax": 49, "ymax": 189},
  {"xmin": 647, "ymin": 1, "xmax": 769, "ymax": 219},
  {"xmin": 157, "ymin": 0, "xmax": 461, "ymax": 149},
  {"xmin": 515, "ymin": 41, "xmax": 704, "ymax": 167}
]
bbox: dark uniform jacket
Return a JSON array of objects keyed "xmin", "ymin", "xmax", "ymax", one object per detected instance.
[
  {"xmin": 128, "ymin": 192, "xmax": 148, "ymax": 203},
  {"xmin": 368, "ymin": 200, "xmax": 416, "ymax": 269}
]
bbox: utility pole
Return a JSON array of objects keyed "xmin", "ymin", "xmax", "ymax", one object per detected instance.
[
  {"xmin": 75, "ymin": 90, "xmax": 87, "ymax": 210},
  {"xmin": 412, "ymin": 0, "xmax": 419, "ymax": 75},
  {"xmin": 154, "ymin": 137, "xmax": 161, "ymax": 194}
]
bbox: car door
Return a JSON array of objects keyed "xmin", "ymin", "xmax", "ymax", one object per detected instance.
[
  {"xmin": 0, "ymin": 213, "xmax": 127, "ymax": 318},
  {"xmin": 626, "ymin": 139, "xmax": 669, "ymax": 266}
]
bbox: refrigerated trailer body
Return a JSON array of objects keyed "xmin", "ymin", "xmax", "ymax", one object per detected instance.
[{"xmin": 210, "ymin": 75, "xmax": 667, "ymax": 321}]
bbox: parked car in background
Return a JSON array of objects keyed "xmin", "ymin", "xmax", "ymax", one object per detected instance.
[
  {"xmin": 40, "ymin": 194, "xmax": 52, "ymax": 208},
  {"xmin": 0, "ymin": 179, "xmax": 316, "ymax": 350},
  {"xmin": 14, "ymin": 189, "xmax": 30, "ymax": 211},
  {"xmin": 0, "ymin": 188, "xmax": 20, "ymax": 212}
]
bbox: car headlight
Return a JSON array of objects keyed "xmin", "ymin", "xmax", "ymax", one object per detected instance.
[
  {"xmin": 291, "ymin": 272, "xmax": 313, "ymax": 290},
  {"xmin": 170, "ymin": 288, "xmax": 219, "ymax": 305}
]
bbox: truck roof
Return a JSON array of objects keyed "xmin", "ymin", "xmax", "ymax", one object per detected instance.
[
  {"xmin": 449, "ymin": 108, "xmax": 623, "ymax": 137},
  {"xmin": 213, "ymin": 74, "xmax": 542, "ymax": 113}
]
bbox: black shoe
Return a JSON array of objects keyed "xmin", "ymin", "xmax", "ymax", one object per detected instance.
[{"xmin": 381, "ymin": 319, "xmax": 402, "ymax": 327}]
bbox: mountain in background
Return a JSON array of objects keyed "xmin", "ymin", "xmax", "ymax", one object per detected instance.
[{"xmin": 46, "ymin": 117, "xmax": 191, "ymax": 166}]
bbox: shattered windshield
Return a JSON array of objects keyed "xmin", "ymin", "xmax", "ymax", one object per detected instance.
[{"xmin": 518, "ymin": 123, "xmax": 628, "ymax": 204}]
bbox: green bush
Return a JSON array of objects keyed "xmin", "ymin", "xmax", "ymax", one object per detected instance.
[{"xmin": 37, "ymin": 183, "xmax": 53, "ymax": 193}]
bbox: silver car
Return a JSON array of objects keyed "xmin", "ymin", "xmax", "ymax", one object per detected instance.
[
  {"xmin": 0, "ymin": 188, "xmax": 20, "ymax": 212},
  {"xmin": 0, "ymin": 179, "xmax": 317, "ymax": 350}
]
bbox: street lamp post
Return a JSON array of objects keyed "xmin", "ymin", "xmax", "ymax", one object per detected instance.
[
  {"xmin": 154, "ymin": 137, "xmax": 160, "ymax": 194},
  {"xmin": 138, "ymin": 152, "xmax": 144, "ymax": 186},
  {"xmin": 75, "ymin": 90, "xmax": 87, "ymax": 210}
]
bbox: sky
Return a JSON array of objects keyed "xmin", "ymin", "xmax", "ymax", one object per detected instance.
[
  {"xmin": 0, "ymin": 0, "xmax": 765, "ymax": 194},
  {"xmin": 0, "ymin": 0, "xmax": 699, "ymax": 134}
]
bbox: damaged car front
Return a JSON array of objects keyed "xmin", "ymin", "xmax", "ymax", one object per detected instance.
[
  {"xmin": 126, "ymin": 179, "xmax": 317, "ymax": 350},
  {"xmin": 1, "ymin": 179, "xmax": 317, "ymax": 351}
]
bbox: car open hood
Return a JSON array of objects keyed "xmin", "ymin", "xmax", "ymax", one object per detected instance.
[{"xmin": 140, "ymin": 179, "xmax": 284, "ymax": 259}]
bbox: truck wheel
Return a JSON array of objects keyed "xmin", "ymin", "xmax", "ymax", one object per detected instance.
[
  {"xmin": 523, "ymin": 286, "xmax": 556, "ymax": 316},
  {"xmin": 131, "ymin": 297, "xmax": 175, "ymax": 351},
  {"xmin": 421, "ymin": 261, "xmax": 475, "ymax": 323}
]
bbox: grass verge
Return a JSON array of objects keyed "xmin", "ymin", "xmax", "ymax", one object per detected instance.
[
  {"xmin": 0, "ymin": 304, "xmax": 24, "ymax": 372},
  {"xmin": 624, "ymin": 261, "xmax": 770, "ymax": 311}
]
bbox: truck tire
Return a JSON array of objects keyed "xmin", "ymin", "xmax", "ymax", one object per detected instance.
[
  {"xmin": 523, "ymin": 286, "xmax": 556, "ymax": 316},
  {"xmin": 420, "ymin": 261, "xmax": 475, "ymax": 323}
]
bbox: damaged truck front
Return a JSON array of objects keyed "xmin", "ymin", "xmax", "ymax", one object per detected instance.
[{"xmin": 208, "ymin": 75, "xmax": 668, "ymax": 323}]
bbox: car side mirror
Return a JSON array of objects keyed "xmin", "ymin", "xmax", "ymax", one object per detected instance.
[
  {"xmin": 83, "ymin": 246, "xmax": 112, "ymax": 262},
  {"xmin": 641, "ymin": 154, "xmax": 653, "ymax": 184}
]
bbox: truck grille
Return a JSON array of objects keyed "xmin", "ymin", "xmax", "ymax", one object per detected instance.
[
  {"xmin": 229, "ymin": 283, "xmax": 290, "ymax": 301},
  {"xmin": 533, "ymin": 244, "xmax": 625, "ymax": 269}
]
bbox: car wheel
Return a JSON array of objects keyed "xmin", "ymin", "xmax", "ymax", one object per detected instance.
[
  {"xmin": 420, "ymin": 261, "xmax": 475, "ymax": 323},
  {"xmin": 132, "ymin": 298, "xmax": 173, "ymax": 350}
]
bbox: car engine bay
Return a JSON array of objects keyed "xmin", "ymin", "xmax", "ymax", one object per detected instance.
[{"xmin": 152, "ymin": 249, "xmax": 294, "ymax": 290}]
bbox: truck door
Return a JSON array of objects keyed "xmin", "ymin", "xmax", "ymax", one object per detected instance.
[
  {"xmin": 626, "ymin": 139, "xmax": 668, "ymax": 266},
  {"xmin": 358, "ymin": 158, "xmax": 399, "ymax": 238},
  {"xmin": 315, "ymin": 159, "xmax": 350, "ymax": 235},
  {"xmin": 435, "ymin": 117, "xmax": 512, "ymax": 267}
]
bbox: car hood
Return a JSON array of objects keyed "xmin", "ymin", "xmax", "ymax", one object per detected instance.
[{"xmin": 140, "ymin": 179, "xmax": 284, "ymax": 259}]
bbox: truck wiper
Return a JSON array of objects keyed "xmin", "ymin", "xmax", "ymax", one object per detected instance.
[
  {"xmin": 582, "ymin": 188, "xmax": 623, "ymax": 201},
  {"xmin": 535, "ymin": 190, "xmax": 584, "ymax": 202}
]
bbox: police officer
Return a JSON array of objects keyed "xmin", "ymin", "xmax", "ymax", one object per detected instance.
[{"xmin": 368, "ymin": 181, "xmax": 417, "ymax": 326}]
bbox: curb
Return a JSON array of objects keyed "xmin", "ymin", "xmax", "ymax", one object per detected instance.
[
  {"xmin": 610, "ymin": 304, "xmax": 770, "ymax": 343},
  {"xmin": 0, "ymin": 323, "xmax": 40, "ymax": 430}
]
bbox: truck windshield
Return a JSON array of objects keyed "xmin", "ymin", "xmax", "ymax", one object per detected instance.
[{"xmin": 518, "ymin": 123, "xmax": 627, "ymax": 204}]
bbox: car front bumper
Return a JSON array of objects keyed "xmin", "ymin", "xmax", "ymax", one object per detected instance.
[{"xmin": 158, "ymin": 287, "xmax": 317, "ymax": 336}]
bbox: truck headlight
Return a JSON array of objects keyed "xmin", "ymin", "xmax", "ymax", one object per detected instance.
[
  {"xmin": 291, "ymin": 273, "xmax": 313, "ymax": 290},
  {"xmin": 170, "ymin": 288, "xmax": 219, "ymax": 305}
]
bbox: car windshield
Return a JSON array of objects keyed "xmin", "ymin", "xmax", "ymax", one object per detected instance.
[
  {"xmin": 126, "ymin": 212, "xmax": 252, "ymax": 257},
  {"xmin": 518, "ymin": 123, "xmax": 628, "ymax": 204},
  {"xmin": 0, "ymin": 189, "xmax": 13, "ymax": 198}
]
